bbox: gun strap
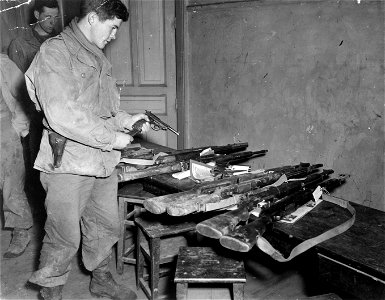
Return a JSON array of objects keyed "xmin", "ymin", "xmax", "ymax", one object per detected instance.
[{"xmin": 256, "ymin": 194, "xmax": 356, "ymax": 262}]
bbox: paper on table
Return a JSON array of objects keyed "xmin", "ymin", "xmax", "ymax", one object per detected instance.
[
  {"xmin": 279, "ymin": 186, "xmax": 323, "ymax": 224},
  {"xmin": 172, "ymin": 170, "xmax": 190, "ymax": 180},
  {"xmin": 190, "ymin": 160, "xmax": 215, "ymax": 181}
]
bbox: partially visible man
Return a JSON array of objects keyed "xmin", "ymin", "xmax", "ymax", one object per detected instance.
[
  {"xmin": 0, "ymin": 54, "xmax": 33, "ymax": 258},
  {"xmin": 8, "ymin": 0, "xmax": 60, "ymax": 73},
  {"xmin": 8, "ymin": 0, "xmax": 60, "ymax": 202},
  {"xmin": 25, "ymin": 0, "xmax": 149, "ymax": 299}
]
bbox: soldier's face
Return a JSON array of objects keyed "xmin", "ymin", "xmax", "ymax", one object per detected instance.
[
  {"xmin": 35, "ymin": 6, "xmax": 59, "ymax": 34},
  {"xmin": 89, "ymin": 15, "xmax": 122, "ymax": 49}
]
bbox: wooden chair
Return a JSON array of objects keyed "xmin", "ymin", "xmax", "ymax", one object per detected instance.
[
  {"xmin": 174, "ymin": 246, "xmax": 246, "ymax": 300},
  {"xmin": 135, "ymin": 213, "xmax": 198, "ymax": 300}
]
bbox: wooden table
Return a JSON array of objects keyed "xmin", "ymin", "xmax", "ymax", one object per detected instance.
[{"xmin": 129, "ymin": 140, "xmax": 385, "ymax": 299}]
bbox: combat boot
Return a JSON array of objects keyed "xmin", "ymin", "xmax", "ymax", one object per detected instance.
[
  {"xmin": 3, "ymin": 228, "xmax": 30, "ymax": 258},
  {"xmin": 90, "ymin": 267, "xmax": 137, "ymax": 300},
  {"xmin": 40, "ymin": 285, "xmax": 63, "ymax": 300}
]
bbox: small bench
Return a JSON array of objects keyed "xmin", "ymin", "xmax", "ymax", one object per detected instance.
[{"xmin": 174, "ymin": 247, "xmax": 246, "ymax": 300}]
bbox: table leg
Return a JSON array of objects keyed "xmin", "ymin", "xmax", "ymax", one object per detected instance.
[
  {"xmin": 176, "ymin": 283, "xmax": 188, "ymax": 300},
  {"xmin": 149, "ymin": 237, "xmax": 161, "ymax": 300},
  {"xmin": 233, "ymin": 283, "xmax": 244, "ymax": 300},
  {"xmin": 116, "ymin": 198, "xmax": 126, "ymax": 275},
  {"xmin": 136, "ymin": 228, "xmax": 145, "ymax": 289}
]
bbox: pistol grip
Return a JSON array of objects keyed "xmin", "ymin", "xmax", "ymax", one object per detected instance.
[{"xmin": 128, "ymin": 119, "xmax": 147, "ymax": 136}]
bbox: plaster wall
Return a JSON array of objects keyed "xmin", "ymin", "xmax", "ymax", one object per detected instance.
[{"xmin": 185, "ymin": 0, "xmax": 384, "ymax": 210}]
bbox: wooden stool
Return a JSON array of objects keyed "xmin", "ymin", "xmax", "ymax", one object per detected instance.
[
  {"xmin": 174, "ymin": 247, "xmax": 246, "ymax": 300},
  {"xmin": 116, "ymin": 183, "xmax": 151, "ymax": 274},
  {"xmin": 135, "ymin": 213, "xmax": 198, "ymax": 300}
]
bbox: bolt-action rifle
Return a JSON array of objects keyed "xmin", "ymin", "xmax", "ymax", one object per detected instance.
[
  {"xmin": 195, "ymin": 169, "xmax": 334, "ymax": 239},
  {"xmin": 120, "ymin": 142, "xmax": 250, "ymax": 160},
  {"xmin": 218, "ymin": 175, "xmax": 348, "ymax": 253},
  {"xmin": 117, "ymin": 148, "xmax": 268, "ymax": 182},
  {"xmin": 143, "ymin": 163, "xmax": 323, "ymax": 215}
]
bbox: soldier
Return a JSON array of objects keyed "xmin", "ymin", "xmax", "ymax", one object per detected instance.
[
  {"xmin": 8, "ymin": 0, "xmax": 60, "ymax": 203},
  {"xmin": 0, "ymin": 54, "xmax": 32, "ymax": 258},
  {"xmin": 25, "ymin": 0, "xmax": 149, "ymax": 299}
]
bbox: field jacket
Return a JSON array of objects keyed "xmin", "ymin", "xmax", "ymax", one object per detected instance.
[
  {"xmin": 8, "ymin": 27, "xmax": 54, "ymax": 73},
  {"xmin": 25, "ymin": 19, "xmax": 131, "ymax": 177}
]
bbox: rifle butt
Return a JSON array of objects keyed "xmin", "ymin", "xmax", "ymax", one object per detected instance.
[
  {"xmin": 144, "ymin": 178, "xmax": 238, "ymax": 215},
  {"xmin": 219, "ymin": 217, "xmax": 270, "ymax": 252},
  {"xmin": 219, "ymin": 236, "xmax": 252, "ymax": 252},
  {"xmin": 166, "ymin": 194, "xmax": 224, "ymax": 216},
  {"xmin": 143, "ymin": 190, "xmax": 198, "ymax": 214},
  {"xmin": 117, "ymin": 162, "xmax": 183, "ymax": 182},
  {"xmin": 196, "ymin": 207, "xmax": 249, "ymax": 239}
]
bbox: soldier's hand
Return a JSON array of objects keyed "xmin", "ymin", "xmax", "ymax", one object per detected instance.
[
  {"xmin": 123, "ymin": 113, "xmax": 150, "ymax": 133},
  {"xmin": 113, "ymin": 132, "xmax": 134, "ymax": 150}
]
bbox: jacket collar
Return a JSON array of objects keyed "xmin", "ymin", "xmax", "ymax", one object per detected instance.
[
  {"xmin": 22, "ymin": 27, "xmax": 45, "ymax": 47},
  {"xmin": 62, "ymin": 18, "xmax": 110, "ymax": 70}
]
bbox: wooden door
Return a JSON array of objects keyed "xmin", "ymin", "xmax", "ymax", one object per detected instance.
[{"xmin": 105, "ymin": 0, "xmax": 177, "ymax": 149}]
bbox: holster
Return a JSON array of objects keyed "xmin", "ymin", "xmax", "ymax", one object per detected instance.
[{"xmin": 48, "ymin": 131, "xmax": 67, "ymax": 168}]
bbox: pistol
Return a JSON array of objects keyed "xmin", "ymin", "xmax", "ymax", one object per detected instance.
[
  {"xmin": 48, "ymin": 131, "xmax": 67, "ymax": 168},
  {"xmin": 128, "ymin": 110, "xmax": 179, "ymax": 136}
]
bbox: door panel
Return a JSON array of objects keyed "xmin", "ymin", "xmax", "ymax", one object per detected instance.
[
  {"xmin": 106, "ymin": 0, "xmax": 177, "ymax": 149},
  {"xmin": 137, "ymin": 0, "xmax": 165, "ymax": 85}
]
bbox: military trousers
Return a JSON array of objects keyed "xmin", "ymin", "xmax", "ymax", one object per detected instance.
[{"xmin": 29, "ymin": 170, "xmax": 120, "ymax": 287}]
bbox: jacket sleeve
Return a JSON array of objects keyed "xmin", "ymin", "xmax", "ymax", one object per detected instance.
[
  {"xmin": 109, "ymin": 110, "xmax": 134, "ymax": 131},
  {"xmin": 8, "ymin": 39, "xmax": 29, "ymax": 73},
  {"xmin": 1, "ymin": 57, "xmax": 30, "ymax": 137},
  {"xmin": 25, "ymin": 42, "xmax": 116, "ymax": 151}
]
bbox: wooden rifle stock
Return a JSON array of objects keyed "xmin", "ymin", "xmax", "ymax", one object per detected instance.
[
  {"xmin": 163, "ymin": 165, "xmax": 328, "ymax": 216},
  {"xmin": 219, "ymin": 176, "xmax": 348, "ymax": 252},
  {"xmin": 195, "ymin": 169, "xmax": 334, "ymax": 239},
  {"xmin": 143, "ymin": 163, "xmax": 324, "ymax": 215}
]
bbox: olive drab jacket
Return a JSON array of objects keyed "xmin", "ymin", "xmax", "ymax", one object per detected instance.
[
  {"xmin": 8, "ymin": 27, "xmax": 55, "ymax": 73},
  {"xmin": 25, "ymin": 19, "xmax": 131, "ymax": 177}
]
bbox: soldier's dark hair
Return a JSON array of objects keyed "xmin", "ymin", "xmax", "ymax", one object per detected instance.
[
  {"xmin": 34, "ymin": 0, "xmax": 59, "ymax": 13},
  {"xmin": 80, "ymin": 0, "xmax": 129, "ymax": 22}
]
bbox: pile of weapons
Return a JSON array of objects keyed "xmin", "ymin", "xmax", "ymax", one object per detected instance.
[
  {"xmin": 144, "ymin": 162, "xmax": 347, "ymax": 253},
  {"xmin": 119, "ymin": 142, "xmax": 348, "ymax": 254},
  {"xmin": 117, "ymin": 142, "xmax": 267, "ymax": 182}
]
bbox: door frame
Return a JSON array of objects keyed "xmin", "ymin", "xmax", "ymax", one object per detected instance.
[{"xmin": 175, "ymin": 0, "xmax": 186, "ymax": 149}]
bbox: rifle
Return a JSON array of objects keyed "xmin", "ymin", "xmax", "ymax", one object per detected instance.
[
  {"xmin": 218, "ymin": 175, "xmax": 348, "ymax": 252},
  {"xmin": 195, "ymin": 169, "xmax": 334, "ymax": 239},
  {"xmin": 117, "ymin": 147, "xmax": 267, "ymax": 182},
  {"xmin": 143, "ymin": 163, "xmax": 323, "ymax": 216},
  {"xmin": 120, "ymin": 142, "xmax": 249, "ymax": 160},
  {"xmin": 128, "ymin": 110, "xmax": 179, "ymax": 136}
]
